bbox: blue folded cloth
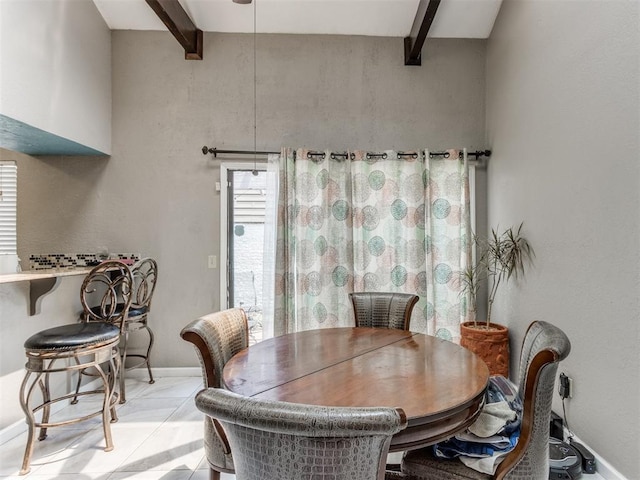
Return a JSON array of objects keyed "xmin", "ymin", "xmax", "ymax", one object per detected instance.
[
  {"xmin": 433, "ymin": 430, "xmax": 519, "ymax": 459},
  {"xmin": 431, "ymin": 375, "xmax": 523, "ymax": 474}
]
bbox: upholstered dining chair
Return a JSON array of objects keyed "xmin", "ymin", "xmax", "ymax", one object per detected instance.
[
  {"xmin": 180, "ymin": 308, "xmax": 249, "ymax": 480},
  {"xmin": 350, "ymin": 292, "xmax": 419, "ymax": 330},
  {"xmin": 393, "ymin": 320, "xmax": 571, "ymax": 480},
  {"xmin": 118, "ymin": 257, "xmax": 158, "ymax": 403},
  {"xmin": 195, "ymin": 387, "xmax": 408, "ymax": 480},
  {"xmin": 19, "ymin": 261, "xmax": 133, "ymax": 475}
]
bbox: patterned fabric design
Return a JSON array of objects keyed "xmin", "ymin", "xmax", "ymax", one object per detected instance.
[
  {"xmin": 181, "ymin": 309, "xmax": 249, "ymax": 388},
  {"xmin": 350, "ymin": 292, "xmax": 419, "ymax": 330},
  {"xmin": 424, "ymin": 151, "xmax": 471, "ymax": 342},
  {"xmin": 196, "ymin": 388, "xmax": 407, "ymax": 480},
  {"xmin": 272, "ymin": 148, "xmax": 470, "ymax": 340},
  {"xmin": 399, "ymin": 321, "xmax": 571, "ymax": 480},
  {"xmin": 351, "ymin": 151, "xmax": 429, "ymax": 334},
  {"xmin": 180, "ymin": 308, "xmax": 249, "ymax": 474},
  {"xmin": 203, "ymin": 416, "xmax": 234, "ymax": 472}
]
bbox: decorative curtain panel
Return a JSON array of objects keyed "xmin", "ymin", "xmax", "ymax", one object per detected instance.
[
  {"xmin": 269, "ymin": 147, "xmax": 470, "ymax": 341},
  {"xmin": 424, "ymin": 150, "xmax": 471, "ymax": 341}
]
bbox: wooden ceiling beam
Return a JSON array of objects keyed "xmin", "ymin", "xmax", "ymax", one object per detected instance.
[
  {"xmin": 145, "ymin": 0, "xmax": 203, "ymax": 60},
  {"xmin": 404, "ymin": 0, "xmax": 441, "ymax": 66}
]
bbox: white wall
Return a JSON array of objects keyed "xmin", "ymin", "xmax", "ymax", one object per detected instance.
[
  {"xmin": 486, "ymin": 1, "xmax": 640, "ymax": 477},
  {"xmin": 0, "ymin": 0, "xmax": 111, "ymax": 154}
]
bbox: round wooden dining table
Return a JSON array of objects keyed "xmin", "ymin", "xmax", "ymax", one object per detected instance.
[{"xmin": 222, "ymin": 327, "xmax": 490, "ymax": 451}]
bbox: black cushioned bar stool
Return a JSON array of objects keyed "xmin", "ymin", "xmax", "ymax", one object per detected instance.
[
  {"xmin": 18, "ymin": 261, "xmax": 133, "ymax": 475},
  {"xmin": 75, "ymin": 258, "xmax": 158, "ymax": 404}
]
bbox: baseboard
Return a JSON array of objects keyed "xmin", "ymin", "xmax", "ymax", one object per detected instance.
[
  {"xmin": 587, "ymin": 441, "xmax": 628, "ymax": 480},
  {"xmin": 125, "ymin": 366, "xmax": 200, "ymax": 379},
  {"xmin": 564, "ymin": 430, "xmax": 628, "ymax": 480}
]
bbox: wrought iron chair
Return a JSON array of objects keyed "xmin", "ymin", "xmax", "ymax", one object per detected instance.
[
  {"xmin": 396, "ymin": 320, "xmax": 571, "ymax": 480},
  {"xmin": 75, "ymin": 257, "xmax": 158, "ymax": 403},
  {"xmin": 195, "ymin": 387, "xmax": 408, "ymax": 480},
  {"xmin": 350, "ymin": 292, "xmax": 419, "ymax": 330},
  {"xmin": 180, "ymin": 308, "xmax": 249, "ymax": 480},
  {"xmin": 18, "ymin": 261, "xmax": 133, "ymax": 475},
  {"xmin": 118, "ymin": 257, "xmax": 158, "ymax": 402}
]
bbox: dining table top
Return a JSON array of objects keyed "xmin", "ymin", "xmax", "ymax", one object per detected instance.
[{"xmin": 222, "ymin": 327, "xmax": 490, "ymax": 451}]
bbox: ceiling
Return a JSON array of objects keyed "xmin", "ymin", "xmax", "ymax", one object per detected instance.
[{"xmin": 93, "ymin": 0, "xmax": 503, "ymax": 39}]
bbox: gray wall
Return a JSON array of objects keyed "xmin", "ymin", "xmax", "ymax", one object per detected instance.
[
  {"xmin": 486, "ymin": 1, "xmax": 639, "ymax": 477},
  {"xmin": 1, "ymin": 33, "xmax": 486, "ymax": 430}
]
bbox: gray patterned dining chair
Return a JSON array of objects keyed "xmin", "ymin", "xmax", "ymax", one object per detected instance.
[
  {"xmin": 195, "ymin": 387, "xmax": 408, "ymax": 480},
  {"xmin": 394, "ymin": 320, "xmax": 571, "ymax": 480},
  {"xmin": 350, "ymin": 292, "xmax": 419, "ymax": 330},
  {"xmin": 180, "ymin": 308, "xmax": 249, "ymax": 480}
]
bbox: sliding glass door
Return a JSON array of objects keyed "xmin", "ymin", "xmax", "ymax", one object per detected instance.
[{"xmin": 220, "ymin": 163, "xmax": 266, "ymax": 344}]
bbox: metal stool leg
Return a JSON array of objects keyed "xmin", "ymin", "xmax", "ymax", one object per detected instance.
[
  {"xmin": 109, "ymin": 349, "xmax": 121, "ymax": 422},
  {"xmin": 70, "ymin": 359, "xmax": 84, "ymax": 405},
  {"xmin": 19, "ymin": 370, "xmax": 39, "ymax": 475},
  {"xmin": 37, "ymin": 368, "xmax": 52, "ymax": 441},
  {"xmin": 119, "ymin": 330, "xmax": 129, "ymax": 404},
  {"xmin": 95, "ymin": 363, "xmax": 114, "ymax": 451},
  {"xmin": 144, "ymin": 324, "xmax": 155, "ymax": 384}
]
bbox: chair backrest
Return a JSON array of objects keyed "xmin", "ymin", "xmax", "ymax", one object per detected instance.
[
  {"xmin": 180, "ymin": 308, "xmax": 249, "ymax": 389},
  {"xmin": 195, "ymin": 388, "xmax": 408, "ymax": 480},
  {"xmin": 130, "ymin": 257, "xmax": 158, "ymax": 312},
  {"xmin": 349, "ymin": 292, "xmax": 419, "ymax": 330},
  {"xmin": 181, "ymin": 309, "xmax": 250, "ymax": 474},
  {"xmin": 495, "ymin": 320, "xmax": 571, "ymax": 480},
  {"xmin": 80, "ymin": 260, "xmax": 133, "ymax": 333}
]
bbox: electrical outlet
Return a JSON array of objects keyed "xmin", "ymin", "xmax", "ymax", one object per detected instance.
[{"xmin": 559, "ymin": 372, "xmax": 573, "ymax": 399}]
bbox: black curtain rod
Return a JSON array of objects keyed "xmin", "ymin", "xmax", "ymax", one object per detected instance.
[
  {"xmin": 202, "ymin": 146, "xmax": 279, "ymax": 157},
  {"xmin": 202, "ymin": 146, "xmax": 491, "ymax": 160}
]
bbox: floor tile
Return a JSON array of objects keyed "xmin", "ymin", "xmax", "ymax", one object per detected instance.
[
  {"xmin": 2, "ymin": 474, "xmax": 111, "ymax": 480},
  {"xmin": 116, "ymin": 422, "xmax": 204, "ymax": 472},
  {"xmin": 28, "ymin": 424, "xmax": 152, "ymax": 476},
  {"xmin": 188, "ymin": 470, "xmax": 235, "ymax": 480},
  {"xmin": 107, "ymin": 470, "xmax": 195, "ymax": 480},
  {"xmin": 0, "ymin": 427, "xmax": 88, "ymax": 476},
  {"xmin": 115, "ymin": 397, "xmax": 188, "ymax": 425},
  {"xmin": 8, "ymin": 375, "xmax": 609, "ymax": 480},
  {"xmin": 0, "ymin": 376, "xmax": 223, "ymax": 480},
  {"xmin": 135, "ymin": 377, "xmax": 202, "ymax": 400}
]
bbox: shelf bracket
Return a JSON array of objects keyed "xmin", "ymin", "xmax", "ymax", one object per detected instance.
[{"xmin": 29, "ymin": 277, "xmax": 60, "ymax": 316}]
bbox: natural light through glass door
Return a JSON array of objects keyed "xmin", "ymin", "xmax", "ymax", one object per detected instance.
[{"xmin": 221, "ymin": 165, "xmax": 266, "ymax": 344}]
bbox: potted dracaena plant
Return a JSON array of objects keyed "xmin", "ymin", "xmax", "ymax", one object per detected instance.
[{"xmin": 460, "ymin": 223, "xmax": 534, "ymax": 376}]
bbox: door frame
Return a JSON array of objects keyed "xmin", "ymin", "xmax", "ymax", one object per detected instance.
[{"xmin": 219, "ymin": 162, "xmax": 267, "ymax": 309}]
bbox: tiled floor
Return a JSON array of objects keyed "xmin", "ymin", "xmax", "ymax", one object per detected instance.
[
  {"xmin": 0, "ymin": 376, "xmax": 234, "ymax": 480},
  {"xmin": 0, "ymin": 376, "xmax": 607, "ymax": 480}
]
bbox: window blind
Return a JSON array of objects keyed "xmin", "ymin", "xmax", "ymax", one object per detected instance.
[{"xmin": 0, "ymin": 161, "xmax": 17, "ymax": 255}]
